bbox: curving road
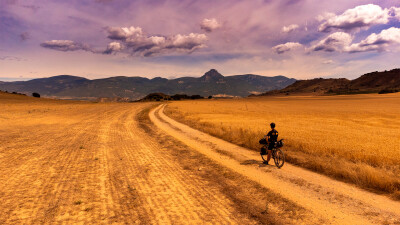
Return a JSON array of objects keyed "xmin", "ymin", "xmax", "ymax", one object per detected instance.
[
  {"xmin": 1, "ymin": 93, "xmax": 399, "ymax": 224},
  {"xmin": 0, "ymin": 100, "xmax": 254, "ymax": 224},
  {"xmin": 150, "ymin": 104, "xmax": 400, "ymax": 225}
]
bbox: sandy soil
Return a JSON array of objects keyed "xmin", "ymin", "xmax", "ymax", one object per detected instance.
[
  {"xmin": 2, "ymin": 92, "xmax": 399, "ymax": 224},
  {"xmin": 150, "ymin": 104, "xmax": 400, "ymax": 225},
  {"xmin": 0, "ymin": 94, "xmax": 257, "ymax": 224}
]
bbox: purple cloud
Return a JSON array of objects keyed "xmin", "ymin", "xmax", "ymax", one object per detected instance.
[
  {"xmin": 22, "ymin": 5, "xmax": 40, "ymax": 12},
  {"xmin": 5, "ymin": 0, "xmax": 400, "ymax": 80},
  {"xmin": 105, "ymin": 26, "xmax": 208, "ymax": 56},
  {"xmin": 19, "ymin": 32, "xmax": 29, "ymax": 41},
  {"xmin": 40, "ymin": 40, "xmax": 93, "ymax": 52},
  {"xmin": 41, "ymin": 26, "xmax": 208, "ymax": 57},
  {"xmin": 3, "ymin": 0, "xmax": 17, "ymax": 5},
  {"xmin": 0, "ymin": 55, "xmax": 23, "ymax": 61},
  {"xmin": 281, "ymin": 24, "xmax": 299, "ymax": 33}
]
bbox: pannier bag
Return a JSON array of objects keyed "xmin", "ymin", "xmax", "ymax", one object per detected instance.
[
  {"xmin": 260, "ymin": 147, "xmax": 267, "ymax": 155},
  {"xmin": 259, "ymin": 138, "xmax": 268, "ymax": 145},
  {"xmin": 276, "ymin": 139, "xmax": 284, "ymax": 148}
]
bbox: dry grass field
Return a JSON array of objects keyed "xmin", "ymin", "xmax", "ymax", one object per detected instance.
[
  {"xmin": 165, "ymin": 93, "xmax": 400, "ymax": 197},
  {"xmin": 3, "ymin": 91, "xmax": 400, "ymax": 224},
  {"xmin": 0, "ymin": 91, "xmax": 317, "ymax": 224}
]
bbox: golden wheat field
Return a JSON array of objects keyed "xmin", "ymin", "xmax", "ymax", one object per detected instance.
[
  {"xmin": 3, "ymin": 91, "xmax": 400, "ymax": 224},
  {"xmin": 165, "ymin": 93, "xmax": 400, "ymax": 196}
]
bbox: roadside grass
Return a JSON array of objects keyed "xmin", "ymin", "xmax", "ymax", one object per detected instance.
[{"xmin": 164, "ymin": 94, "xmax": 400, "ymax": 198}]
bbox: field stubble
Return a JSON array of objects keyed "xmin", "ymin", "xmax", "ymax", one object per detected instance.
[
  {"xmin": 165, "ymin": 94, "xmax": 400, "ymax": 198},
  {"xmin": 0, "ymin": 92, "xmax": 302, "ymax": 224}
]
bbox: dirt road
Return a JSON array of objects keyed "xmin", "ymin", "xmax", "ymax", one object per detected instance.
[
  {"xmin": 1, "ymin": 92, "xmax": 399, "ymax": 224},
  {"xmin": 150, "ymin": 104, "xmax": 400, "ymax": 225},
  {"xmin": 0, "ymin": 96, "xmax": 258, "ymax": 224}
]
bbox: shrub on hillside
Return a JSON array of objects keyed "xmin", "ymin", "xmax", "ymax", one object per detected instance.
[
  {"xmin": 190, "ymin": 95, "xmax": 203, "ymax": 99},
  {"xmin": 379, "ymin": 89, "xmax": 398, "ymax": 94}
]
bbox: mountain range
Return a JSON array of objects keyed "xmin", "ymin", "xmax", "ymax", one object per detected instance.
[
  {"xmin": 256, "ymin": 68, "xmax": 400, "ymax": 96},
  {"xmin": 0, "ymin": 69, "xmax": 296, "ymax": 100}
]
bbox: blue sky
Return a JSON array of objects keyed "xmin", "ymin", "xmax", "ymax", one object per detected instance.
[{"xmin": 1, "ymin": 0, "xmax": 400, "ymax": 80}]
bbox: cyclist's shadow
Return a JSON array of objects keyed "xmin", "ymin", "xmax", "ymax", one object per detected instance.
[{"xmin": 240, "ymin": 159, "xmax": 268, "ymax": 167}]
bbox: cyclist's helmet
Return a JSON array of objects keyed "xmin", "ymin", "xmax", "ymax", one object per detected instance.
[{"xmin": 270, "ymin": 122, "xmax": 275, "ymax": 128}]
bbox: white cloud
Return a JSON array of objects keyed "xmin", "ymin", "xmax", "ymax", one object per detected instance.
[
  {"xmin": 282, "ymin": 24, "xmax": 299, "ymax": 33},
  {"xmin": 200, "ymin": 18, "xmax": 221, "ymax": 32},
  {"xmin": 347, "ymin": 27, "xmax": 400, "ymax": 53},
  {"xmin": 106, "ymin": 26, "xmax": 143, "ymax": 41},
  {"xmin": 170, "ymin": 33, "xmax": 207, "ymax": 50},
  {"xmin": 311, "ymin": 32, "xmax": 353, "ymax": 52},
  {"xmin": 318, "ymin": 4, "xmax": 390, "ymax": 32},
  {"xmin": 311, "ymin": 27, "xmax": 400, "ymax": 53},
  {"xmin": 40, "ymin": 40, "xmax": 93, "ymax": 52},
  {"xmin": 41, "ymin": 26, "xmax": 208, "ymax": 57},
  {"xmin": 322, "ymin": 59, "xmax": 334, "ymax": 64},
  {"xmin": 103, "ymin": 42, "xmax": 123, "ymax": 54},
  {"xmin": 390, "ymin": 7, "xmax": 400, "ymax": 20},
  {"xmin": 272, "ymin": 42, "xmax": 302, "ymax": 54},
  {"xmin": 105, "ymin": 26, "xmax": 207, "ymax": 56},
  {"xmin": 316, "ymin": 12, "xmax": 336, "ymax": 22},
  {"xmin": 148, "ymin": 36, "xmax": 166, "ymax": 45}
]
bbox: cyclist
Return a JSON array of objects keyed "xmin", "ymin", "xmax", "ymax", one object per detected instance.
[{"xmin": 264, "ymin": 122, "xmax": 278, "ymax": 165}]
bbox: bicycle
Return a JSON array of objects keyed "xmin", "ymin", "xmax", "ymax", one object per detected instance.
[{"xmin": 259, "ymin": 138, "xmax": 285, "ymax": 168}]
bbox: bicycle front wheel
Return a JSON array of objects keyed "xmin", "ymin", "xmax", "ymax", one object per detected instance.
[
  {"xmin": 261, "ymin": 153, "xmax": 268, "ymax": 162},
  {"xmin": 273, "ymin": 149, "xmax": 285, "ymax": 168}
]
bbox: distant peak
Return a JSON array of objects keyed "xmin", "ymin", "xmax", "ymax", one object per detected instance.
[
  {"xmin": 201, "ymin": 69, "xmax": 224, "ymax": 82},
  {"xmin": 44, "ymin": 75, "xmax": 89, "ymax": 81},
  {"xmin": 205, "ymin": 69, "xmax": 221, "ymax": 75}
]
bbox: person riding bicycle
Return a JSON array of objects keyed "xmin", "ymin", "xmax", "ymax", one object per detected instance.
[{"xmin": 264, "ymin": 122, "xmax": 278, "ymax": 165}]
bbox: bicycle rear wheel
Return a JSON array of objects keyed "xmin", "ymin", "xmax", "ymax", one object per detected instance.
[{"xmin": 273, "ymin": 149, "xmax": 285, "ymax": 168}]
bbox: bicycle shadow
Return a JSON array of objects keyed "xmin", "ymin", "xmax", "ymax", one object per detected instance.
[{"xmin": 240, "ymin": 159, "xmax": 268, "ymax": 167}]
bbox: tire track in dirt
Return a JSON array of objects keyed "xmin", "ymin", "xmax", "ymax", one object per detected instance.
[
  {"xmin": 0, "ymin": 105, "xmax": 120, "ymax": 224},
  {"xmin": 9, "ymin": 95, "xmax": 397, "ymax": 224},
  {"xmin": 97, "ymin": 105, "xmax": 256, "ymax": 224},
  {"xmin": 0, "ymin": 106, "xmax": 98, "ymax": 190},
  {"xmin": 1, "ymin": 123, "xmax": 86, "ymax": 222},
  {"xmin": 151, "ymin": 104, "xmax": 400, "ymax": 225},
  {"xmin": 140, "ymin": 107, "xmax": 327, "ymax": 225},
  {"xmin": 1, "ymin": 99, "xmax": 265, "ymax": 224}
]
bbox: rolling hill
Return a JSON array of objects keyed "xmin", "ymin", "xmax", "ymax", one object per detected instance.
[
  {"xmin": 256, "ymin": 69, "xmax": 400, "ymax": 96},
  {"xmin": 0, "ymin": 69, "xmax": 296, "ymax": 100}
]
